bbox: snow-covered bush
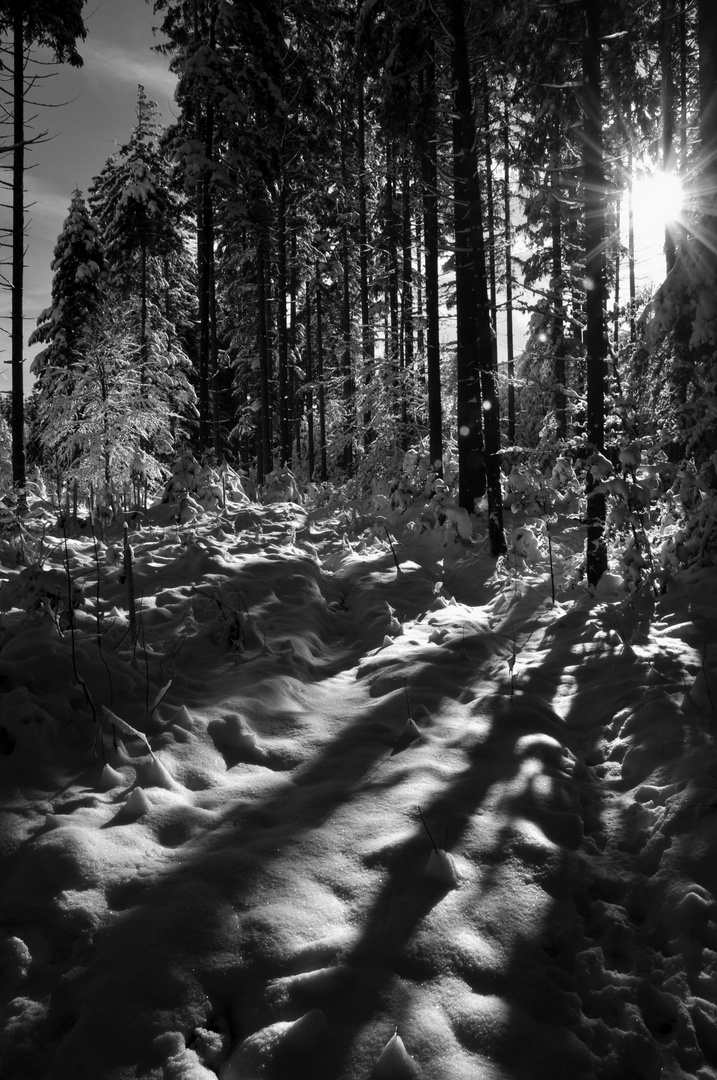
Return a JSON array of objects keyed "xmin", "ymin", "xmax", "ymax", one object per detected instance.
[
  {"xmin": 263, "ymin": 467, "xmax": 303, "ymax": 505},
  {"xmin": 0, "ymin": 566, "xmax": 84, "ymax": 625},
  {"xmin": 162, "ymin": 449, "xmax": 251, "ymax": 512}
]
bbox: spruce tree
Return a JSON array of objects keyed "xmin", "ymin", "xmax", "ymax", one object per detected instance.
[
  {"xmin": 30, "ymin": 188, "xmax": 104, "ymax": 378},
  {"xmin": 89, "ymin": 86, "xmax": 197, "ymax": 445},
  {"xmin": 28, "ymin": 188, "xmax": 104, "ymax": 471}
]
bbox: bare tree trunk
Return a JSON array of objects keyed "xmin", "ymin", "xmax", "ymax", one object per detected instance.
[
  {"xmin": 386, "ymin": 143, "xmax": 400, "ymax": 428},
  {"xmin": 422, "ymin": 35, "xmax": 443, "ymax": 476},
  {"xmin": 11, "ymin": 1, "xmax": 26, "ymax": 494},
  {"xmin": 140, "ymin": 231, "xmax": 148, "ymax": 375},
  {"xmin": 277, "ymin": 179, "xmax": 291, "ymax": 465},
  {"xmin": 679, "ymin": 0, "xmax": 688, "ymax": 175},
  {"xmin": 482, "ymin": 83, "xmax": 498, "ymax": 331},
  {"xmin": 503, "ymin": 95, "xmax": 515, "ymax": 445},
  {"xmin": 257, "ymin": 239, "xmax": 272, "ymax": 482},
  {"xmin": 401, "ymin": 162, "xmax": 413, "ymax": 443},
  {"xmin": 613, "ymin": 197, "xmax": 620, "ymax": 351},
  {"xmin": 628, "ymin": 144, "xmax": 637, "ymax": 343},
  {"xmin": 197, "ymin": 170, "xmax": 211, "ymax": 447},
  {"xmin": 551, "ymin": 117, "xmax": 567, "ymax": 440},
  {"xmin": 448, "ymin": 0, "xmax": 506, "ymax": 555},
  {"xmin": 315, "ymin": 261, "xmax": 328, "ymax": 482},
  {"xmin": 357, "ymin": 60, "xmax": 374, "ymax": 449},
  {"xmin": 305, "ymin": 286, "xmax": 315, "ymax": 480},
  {"xmin": 289, "ymin": 230, "xmax": 299, "ymax": 461},
  {"xmin": 582, "ymin": 0, "xmax": 608, "ymax": 586},
  {"xmin": 415, "ymin": 208, "xmax": 424, "ymax": 356},
  {"xmin": 662, "ymin": 0, "xmax": 677, "ymax": 273},
  {"xmin": 209, "ymin": 205, "xmax": 221, "ymax": 460}
]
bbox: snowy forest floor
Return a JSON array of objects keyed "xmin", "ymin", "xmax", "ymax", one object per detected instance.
[{"xmin": 2, "ymin": 493, "xmax": 717, "ymax": 1080}]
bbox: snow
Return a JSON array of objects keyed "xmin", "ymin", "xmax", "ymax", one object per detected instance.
[{"xmin": 1, "ymin": 491, "xmax": 717, "ymax": 1079}]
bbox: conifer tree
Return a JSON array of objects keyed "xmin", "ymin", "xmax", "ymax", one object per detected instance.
[
  {"xmin": 89, "ymin": 86, "xmax": 197, "ymax": 443},
  {"xmin": 29, "ymin": 188, "xmax": 104, "ymax": 375},
  {"xmin": 28, "ymin": 188, "xmax": 104, "ymax": 469},
  {"xmin": 39, "ymin": 302, "xmax": 176, "ymax": 502}
]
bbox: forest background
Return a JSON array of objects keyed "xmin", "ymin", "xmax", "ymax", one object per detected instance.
[{"xmin": 2, "ymin": 0, "xmax": 717, "ymax": 587}]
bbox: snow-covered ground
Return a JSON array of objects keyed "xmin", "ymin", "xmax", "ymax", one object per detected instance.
[{"xmin": 2, "ymin": 489, "xmax": 717, "ymax": 1080}]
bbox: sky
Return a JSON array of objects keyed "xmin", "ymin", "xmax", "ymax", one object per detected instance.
[{"xmin": 0, "ymin": 0, "xmax": 177, "ymax": 393}]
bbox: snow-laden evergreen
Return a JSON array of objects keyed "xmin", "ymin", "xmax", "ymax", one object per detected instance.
[
  {"xmin": 28, "ymin": 188, "xmax": 104, "ymax": 473},
  {"xmin": 88, "ymin": 85, "xmax": 197, "ymax": 447}
]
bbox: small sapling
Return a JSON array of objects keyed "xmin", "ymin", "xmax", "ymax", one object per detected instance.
[
  {"xmin": 417, "ymin": 806, "xmax": 458, "ymax": 886},
  {"xmin": 373, "ymin": 1028, "xmax": 415, "ymax": 1080},
  {"xmin": 391, "ymin": 679, "xmax": 421, "ymax": 755}
]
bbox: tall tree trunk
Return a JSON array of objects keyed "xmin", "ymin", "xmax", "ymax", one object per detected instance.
[
  {"xmin": 305, "ymin": 287, "xmax": 315, "ymax": 480},
  {"xmin": 11, "ymin": 1, "xmax": 26, "ymax": 494},
  {"xmin": 401, "ymin": 162, "xmax": 413, "ymax": 443},
  {"xmin": 140, "ymin": 231, "xmax": 148, "ymax": 375},
  {"xmin": 209, "ymin": 204, "xmax": 221, "ymax": 460},
  {"xmin": 628, "ymin": 144, "xmax": 637, "ymax": 343},
  {"xmin": 613, "ymin": 197, "xmax": 620, "ymax": 351},
  {"xmin": 257, "ymin": 239, "xmax": 272, "ymax": 482},
  {"xmin": 315, "ymin": 261, "xmax": 328, "ymax": 482},
  {"xmin": 341, "ymin": 217, "xmax": 353, "ymax": 472},
  {"xmin": 197, "ymin": 170, "xmax": 211, "ymax": 447},
  {"xmin": 551, "ymin": 118, "xmax": 567, "ymax": 440},
  {"xmin": 357, "ymin": 60, "xmax": 374, "ymax": 448},
  {"xmin": 277, "ymin": 179, "xmax": 291, "ymax": 465},
  {"xmin": 679, "ymin": 0, "xmax": 688, "ymax": 175},
  {"xmin": 195, "ymin": 0, "xmax": 217, "ymax": 451},
  {"xmin": 415, "ymin": 208, "xmax": 424, "ymax": 356},
  {"xmin": 386, "ymin": 143, "xmax": 400, "ymax": 427},
  {"xmin": 340, "ymin": 86, "xmax": 354, "ymax": 475},
  {"xmin": 503, "ymin": 95, "xmax": 515, "ymax": 445},
  {"xmin": 448, "ymin": 0, "xmax": 506, "ymax": 555},
  {"xmin": 290, "ymin": 230, "xmax": 299, "ymax": 462},
  {"xmin": 662, "ymin": 0, "xmax": 677, "ymax": 273},
  {"xmin": 483, "ymin": 83, "xmax": 498, "ymax": 330},
  {"xmin": 582, "ymin": 0, "xmax": 608, "ymax": 586},
  {"xmin": 422, "ymin": 35, "xmax": 442, "ymax": 476}
]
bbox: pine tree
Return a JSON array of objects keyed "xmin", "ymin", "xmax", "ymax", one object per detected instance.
[
  {"xmin": 29, "ymin": 188, "xmax": 104, "ymax": 377},
  {"xmin": 28, "ymin": 188, "xmax": 104, "ymax": 469},
  {"xmin": 89, "ymin": 86, "xmax": 197, "ymax": 445},
  {"xmin": 38, "ymin": 301, "xmax": 176, "ymax": 503}
]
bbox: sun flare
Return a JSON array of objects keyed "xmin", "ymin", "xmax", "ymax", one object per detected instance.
[{"xmin": 631, "ymin": 171, "xmax": 684, "ymax": 230}]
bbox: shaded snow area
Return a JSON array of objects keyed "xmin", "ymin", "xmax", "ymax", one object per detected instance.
[{"xmin": 2, "ymin": 496, "xmax": 717, "ymax": 1080}]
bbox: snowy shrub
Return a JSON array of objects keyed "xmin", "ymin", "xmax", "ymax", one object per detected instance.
[
  {"xmin": 504, "ymin": 460, "xmax": 545, "ymax": 515},
  {"xmin": 0, "ymin": 565, "xmax": 84, "ymax": 625},
  {"xmin": 263, "ymin": 466, "xmax": 303, "ymax": 505},
  {"xmin": 161, "ymin": 448, "xmax": 250, "ymax": 511},
  {"xmin": 35, "ymin": 312, "xmax": 172, "ymax": 504},
  {"xmin": 428, "ymin": 480, "xmax": 473, "ymax": 543}
]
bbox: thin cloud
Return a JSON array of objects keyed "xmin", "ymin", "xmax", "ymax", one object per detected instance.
[{"xmin": 84, "ymin": 37, "xmax": 177, "ymax": 104}]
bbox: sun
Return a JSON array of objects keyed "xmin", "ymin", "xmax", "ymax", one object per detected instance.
[{"xmin": 630, "ymin": 171, "xmax": 685, "ymax": 231}]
